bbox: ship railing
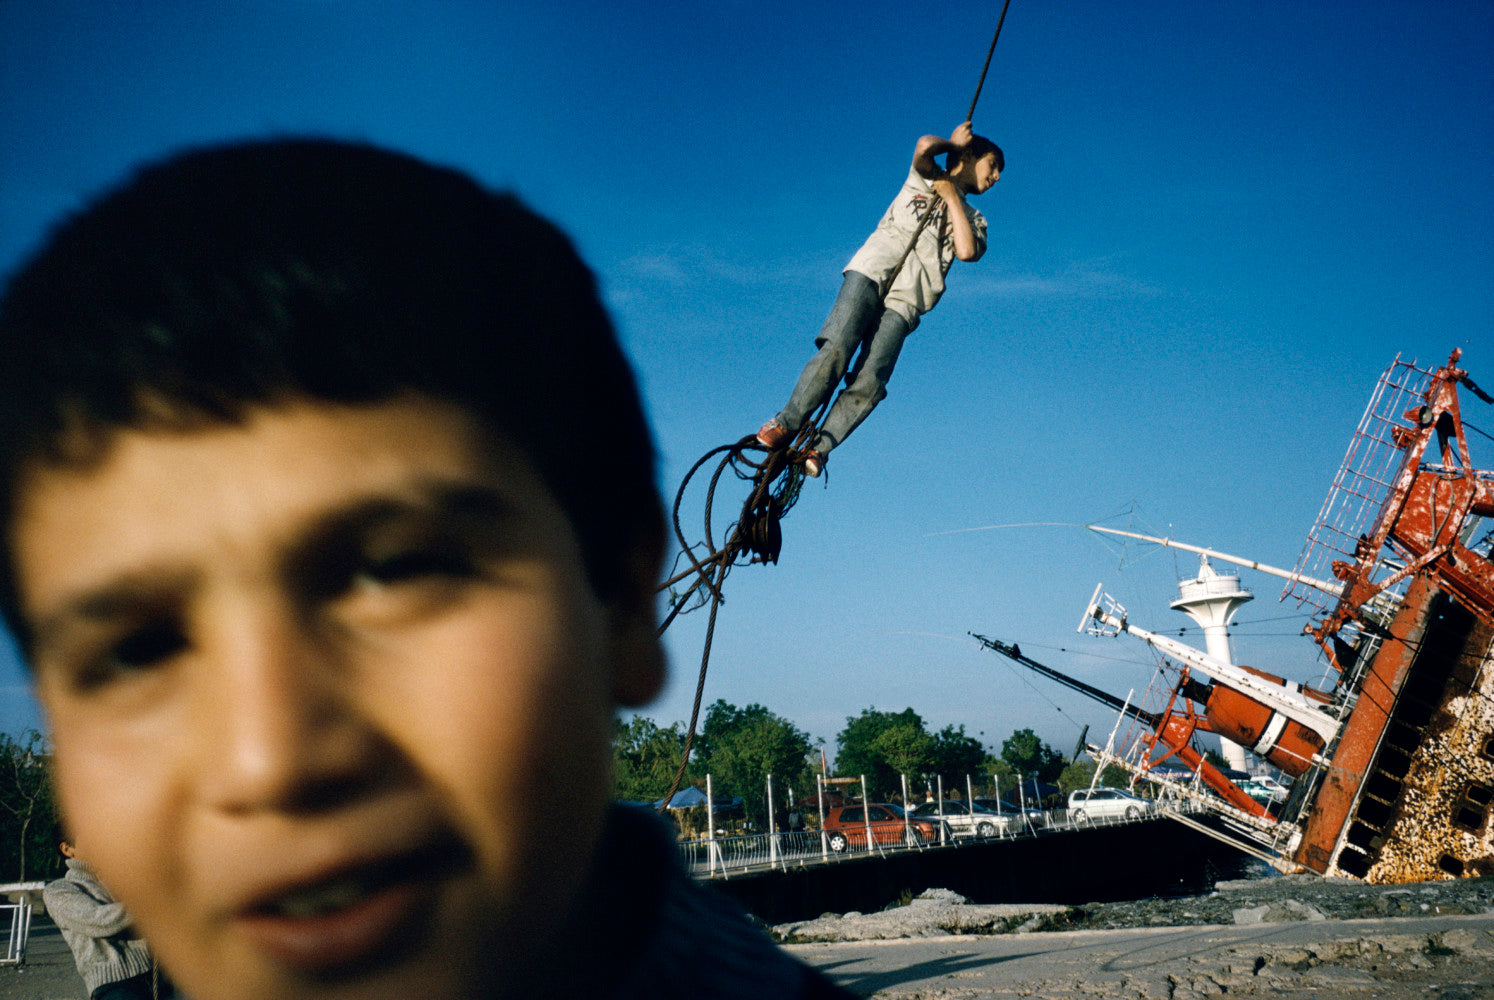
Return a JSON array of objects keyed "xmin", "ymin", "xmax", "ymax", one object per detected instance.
[
  {"xmin": 1176, "ymin": 575, "xmax": 1251, "ymax": 600},
  {"xmin": 1286, "ymin": 352, "xmax": 1434, "ymax": 619}
]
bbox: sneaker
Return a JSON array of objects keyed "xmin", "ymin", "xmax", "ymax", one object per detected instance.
[
  {"xmin": 802, "ymin": 449, "xmax": 823, "ymax": 478},
  {"xmin": 756, "ymin": 420, "xmax": 790, "ymax": 449}
]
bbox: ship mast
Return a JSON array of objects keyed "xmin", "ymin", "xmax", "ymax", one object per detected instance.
[{"xmin": 1086, "ymin": 525, "xmax": 1343, "ymax": 598}]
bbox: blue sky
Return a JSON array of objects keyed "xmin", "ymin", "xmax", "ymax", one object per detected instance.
[{"xmin": 2, "ymin": 1, "xmax": 1491, "ymax": 765}]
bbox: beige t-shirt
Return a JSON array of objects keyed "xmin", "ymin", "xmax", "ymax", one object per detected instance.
[{"xmin": 844, "ymin": 166, "xmax": 987, "ymax": 331}]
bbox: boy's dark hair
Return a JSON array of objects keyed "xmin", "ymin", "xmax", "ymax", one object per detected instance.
[
  {"xmin": 951, "ymin": 135, "xmax": 1004, "ymax": 175},
  {"xmin": 0, "ymin": 138, "xmax": 662, "ymax": 648}
]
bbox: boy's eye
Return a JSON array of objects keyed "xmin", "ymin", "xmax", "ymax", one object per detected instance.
[
  {"xmin": 291, "ymin": 492, "xmax": 526, "ymax": 624},
  {"xmin": 327, "ymin": 543, "xmax": 485, "ymax": 627},
  {"xmin": 351, "ymin": 548, "xmax": 476, "ymax": 590},
  {"xmin": 77, "ymin": 619, "xmax": 188, "ymax": 691}
]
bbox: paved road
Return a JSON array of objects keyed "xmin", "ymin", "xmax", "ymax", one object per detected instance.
[
  {"xmin": 789, "ymin": 912, "xmax": 1494, "ymax": 999},
  {"xmin": 0, "ymin": 917, "xmax": 86, "ymax": 1000},
  {"xmin": 11, "ymin": 906, "xmax": 1493, "ymax": 999}
]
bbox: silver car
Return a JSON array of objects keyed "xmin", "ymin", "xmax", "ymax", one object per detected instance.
[
  {"xmin": 908, "ymin": 801, "xmax": 1012, "ymax": 839},
  {"xmin": 1067, "ymin": 787, "xmax": 1153, "ymax": 823}
]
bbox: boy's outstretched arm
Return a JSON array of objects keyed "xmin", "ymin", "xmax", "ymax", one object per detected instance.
[{"xmin": 913, "ymin": 123, "xmax": 982, "ymax": 261}]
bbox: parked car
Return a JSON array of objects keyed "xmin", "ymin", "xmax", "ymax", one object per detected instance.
[
  {"xmin": 820, "ymin": 803, "xmax": 943, "ymax": 852},
  {"xmin": 971, "ymin": 797, "xmax": 1048, "ymax": 829},
  {"xmin": 908, "ymin": 800, "xmax": 1011, "ymax": 839},
  {"xmin": 1067, "ymin": 787, "xmax": 1153, "ymax": 823},
  {"xmin": 1239, "ymin": 775, "xmax": 1290, "ymax": 805}
]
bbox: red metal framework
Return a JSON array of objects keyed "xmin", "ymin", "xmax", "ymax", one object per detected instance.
[
  {"xmin": 1288, "ymin": 350, "xmax": 1494, "ymax": 669},
  {"xmin": 1284, "ymin": 350, "xmax": 1494, "ymax": 877},
  {"xmin": 1139, "ymin": 670, "xmax": 1270, "ymax": 819}
]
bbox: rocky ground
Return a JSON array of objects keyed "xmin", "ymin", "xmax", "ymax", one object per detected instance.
[{"xmin": 777, "ymin": 876, "xmax": 1494, "ymax": 998}]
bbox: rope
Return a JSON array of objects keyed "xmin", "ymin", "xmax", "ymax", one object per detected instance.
[
  {"xmin": 651, "ymin": 431, "xmax": 818, "ymax": 808},
  {"xmin": 652, "ymin": 432, "xmax": 815, "ymax": 810},
  {"xmin": 657, "ymin": 556, "xmax": 726, "ymax": 809},
  {"xmin": 967, "ymin": 0, "xmax": 1014, "ymax": 125}
]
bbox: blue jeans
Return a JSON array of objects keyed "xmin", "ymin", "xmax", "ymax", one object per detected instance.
[{"xmin": 775, "ymin": 272, "xmax": 911, "ymax": 457}]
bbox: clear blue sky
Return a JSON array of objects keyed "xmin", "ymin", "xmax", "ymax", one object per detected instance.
[{"xmin": 2, "ymin": 1, "xmax": 1491, "ymax": 766}]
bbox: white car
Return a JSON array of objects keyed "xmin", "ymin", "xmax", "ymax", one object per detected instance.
[
  {"xmin": 1240, "ymin": 775, "xmax": 1290, "ymax": 804},
  {"xmin": 1067, "ymin": 787, "xmax": 1153, "ymax": 823},
  {"xmin": 909, "ymin": 801, "xmax": 1012, "ymax": 839}
]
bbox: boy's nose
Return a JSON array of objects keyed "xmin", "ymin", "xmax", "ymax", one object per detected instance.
[{"xmin": 195, "ymin": 613, "xmax": 400, "ymax": 816}]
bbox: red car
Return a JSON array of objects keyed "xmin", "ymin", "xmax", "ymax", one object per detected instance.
[{"xmin": 821, "ymin": 803, "xmax": 943, "ymax": 852}]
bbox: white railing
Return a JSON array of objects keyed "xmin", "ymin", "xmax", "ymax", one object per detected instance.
[
  {"xmin": 676, "ymin": 802, "xmax": 1190, "ymax": 878},
  {"xmin": 658, "ymin": 766, "xmax": 1192, "ymax": 880},
  {"xmin": 0, "ymin": 899, "xmax": 33, "ymax": 966}
]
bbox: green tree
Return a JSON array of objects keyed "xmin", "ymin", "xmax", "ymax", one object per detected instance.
[
  {"xmin": 930, "ymin": 724, "xmax": 987, "ymax": 783},
  {"xmin": 999, "ymin": 728, "xmax": 1066, "ymax": 783},
  {"xmin": 1057, "ymin": 760, "xmax": 1092, "ymax": 794},
  {"xmin": 980, "ymin": 755, "xmax": 1017, "ymax": 799},
  {"xmin": 693, "ymin": 701, "xmax": 813, "ymax": 829},
  {"xmin": 0, "ymin": 730, "xmax": 60, "ymax": 881},
  {"xmin": 612, "ymin": 715, "xmax": 687, "ymax": 803},
  {"xmin": 871, "ymin": 722, "xmax": 936, "ymax": 782},
  {"xmin": 1057, "ymin": 759, "xmax": 1130, "ymax": 794},
  {"xmin": 835, "ymin": 707, "xmax": 927, "ymax": 799}
]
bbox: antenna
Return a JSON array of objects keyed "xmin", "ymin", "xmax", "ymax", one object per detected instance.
[
  {"xmin": 1076, "ymin": 581, "xmax": 1104, "ymax": 633},
  {"xmin": 1087, "ymin": 524, "xmax": 1343, "ymax": 597},
  {"xmin": 1079, "ymin": 585, "xmax": 1126, "ymax": 638}
]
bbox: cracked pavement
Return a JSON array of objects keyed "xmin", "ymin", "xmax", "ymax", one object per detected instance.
[{"xmin": 783, "ymin": 880, "xmax": 1494, "ymax": 998}]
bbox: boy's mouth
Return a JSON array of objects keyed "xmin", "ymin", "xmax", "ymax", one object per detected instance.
[
  {"xmin": 237, "ymin": 838, "xmax": 472, "ymax": 975},
  {"xmin": 266, "ymin": 872, "xmax": 385, "ymax": 919}
]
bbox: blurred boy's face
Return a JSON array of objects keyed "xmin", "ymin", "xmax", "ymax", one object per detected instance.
[{"xmin": 15, "ymin": 397, "xmax": 661, "ymax": 1000}]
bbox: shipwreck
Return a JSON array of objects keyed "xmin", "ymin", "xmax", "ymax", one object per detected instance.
[{"xmin": 982, "ymin": 349, "xmax": 1494, "ymax": 882}]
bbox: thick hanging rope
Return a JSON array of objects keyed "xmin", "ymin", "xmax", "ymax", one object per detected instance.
[
  {"xmin": 652, "ymin": 10, "xmax": 1014, "ymax": 812},
  {"xmin": 966, "ymin": 0, "xmax": 1013, "ymax": 124}
]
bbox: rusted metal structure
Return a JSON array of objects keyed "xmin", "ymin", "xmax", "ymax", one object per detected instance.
[
  {"xmin": 1282, "ymin": 349, "xmax": 1494, "ymax": 880},
  {"xmin": 1005, "ymin": 351, "xmax": 1494, "ymax": 883}
]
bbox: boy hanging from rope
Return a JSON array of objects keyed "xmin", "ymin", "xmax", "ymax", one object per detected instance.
[{"xmin": 755, "ymin": 121, "xmax": 1002, "ymax": 476}]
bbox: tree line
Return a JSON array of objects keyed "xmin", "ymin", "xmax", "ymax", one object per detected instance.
[
  {"xmin": 0, "ymin": 703, "xmax": 1140, "ymax": 877},
  {"xmin": 614, "ymin": 701, "xmax": 1128, "ymax": 827}
]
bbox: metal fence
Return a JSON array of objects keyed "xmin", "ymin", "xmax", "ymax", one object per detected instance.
[
  {"xmin": 0, "ymin": 899, "xmax": 33, "ymax": 966},
  {"xmin": 679, "ymin": 799, "xmax": 1172, "ymax": 879}
]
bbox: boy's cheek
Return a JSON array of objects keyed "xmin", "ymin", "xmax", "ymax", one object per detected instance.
[{"xmin": 47, "ymin": 723, "xmax": 184, "ymax": 913}]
